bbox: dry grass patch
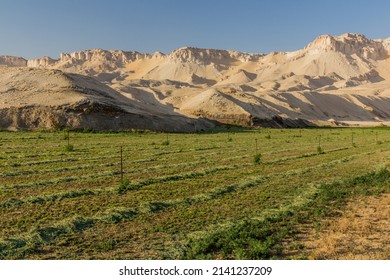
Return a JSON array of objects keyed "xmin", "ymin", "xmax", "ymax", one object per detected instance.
[{"xmin": 303, "ymin": 194, "xmax": 390, "ymax": 259}]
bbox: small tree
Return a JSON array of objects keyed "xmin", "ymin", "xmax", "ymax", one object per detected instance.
[{"xmin": 63, "ymin": 127, "xmax": 72, "ymax": 151}]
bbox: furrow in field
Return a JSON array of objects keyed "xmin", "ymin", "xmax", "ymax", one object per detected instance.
[{"xmin": 0, "ymin": 145, "xmax": 383, "ymax": 210}]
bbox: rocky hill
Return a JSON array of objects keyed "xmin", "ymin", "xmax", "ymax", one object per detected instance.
[
  {"xmin": 0, "ymin": 56, "xmax": 27, "ymax": 67},
  {"xmin": 1, "ymin": 32, "xmax": 390, "ymax": 131},
  {"xmin": 0, "ymin": 67, "xmax": 213, "ymax": 131}
]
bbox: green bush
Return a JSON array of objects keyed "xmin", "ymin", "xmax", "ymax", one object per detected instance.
[
  {"xmin": 254, "ymin": 154, "xmax": 262, "ymax": 165},
  {"xmin": 64, "ymin": 144, "xmax": 74, "ymax": 152},
  {"xmin": 162, "ymin": 140, "xmax": 170, "ymax": 146},
  {"xmin": 118, "ymin": 179, "xmax": 130, "ymax": 194}
]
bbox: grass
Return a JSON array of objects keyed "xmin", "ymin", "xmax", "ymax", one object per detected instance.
[
  {"xmin": 0, "ymin": 127, "xmax": 389, "ymax": 259},
  {"xmin": 181, "ymin": 167, "xmax": 390, "ymax": 259}
]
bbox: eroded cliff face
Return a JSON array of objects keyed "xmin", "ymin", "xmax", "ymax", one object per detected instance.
[
  {"xmin": 58, "ymin": 49, "xmax": 148, "ymax": 66},
  {"xmin": 167, "ymin": 47, "xmax": 263, "ymax": 64},
  {"xmin": 27, "ymin": 56, "xmax": 57, "ymax": 67},
  {"xmin": 27, "ymin": 49, "xmax": 150, "ymax": 70},
  {"xmin": 3, "ymin": 32, "xmax": 389, "ymax": 76},
  {"xmin": 304, "ymin": 33, "xmax": 387, "ymax": 60},
  {"xmin": 8, "ymin": 32, "xmax": 390, "ymax": 82}
]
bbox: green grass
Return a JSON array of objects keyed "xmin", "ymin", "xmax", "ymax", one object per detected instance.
[
  {"xmin": 181, "ymin": 167, "xmax": 390, "ymax": 259},
  {"xmin": 0, "ymin": 127, "xmax": 389, "ymax": 259}
]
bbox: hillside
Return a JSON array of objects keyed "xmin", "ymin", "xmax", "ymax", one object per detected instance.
[
  {"xmin": 0, "ymin": 67, "xmax": 213, "ymax": 131},
  {"xmin": 1, "ymin": 32, "xmax": 390, "ymax": 130}
]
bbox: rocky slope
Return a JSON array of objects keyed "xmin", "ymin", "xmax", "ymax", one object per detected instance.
[
  {"xmin": 0, "ymin": 56, "xmax": 27, "ymax": 67},
  {"xmin": 1, "ymin": 32, "xmax": 390, "ymax": 131}
]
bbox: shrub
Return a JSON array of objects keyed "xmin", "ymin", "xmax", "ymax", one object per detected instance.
[
  {"xmin": 316, "ymin": 146, "xmax": 323, "ymax": 154},
  {"xmin": 254, "ymin": 154, "xmax": 262, "ymax": 165},
  {"xmin": 118, "ymin": 179, "xmax": 130, "ymax": 194},
  {"xmin": 64, "ymin": 144, "xmax": 74, "ymax": 152},
  {"xmin": 162, "ymin": 140, "xmax": 170, "ymax": 146}
]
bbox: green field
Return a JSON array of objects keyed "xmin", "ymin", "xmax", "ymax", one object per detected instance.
[{"xmin": 0, "ymin": 128, "xmax": 389, "ymax": 259}]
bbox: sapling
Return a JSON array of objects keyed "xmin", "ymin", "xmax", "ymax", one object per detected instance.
[
  {"xmin": 64, "ymin": 144, "xmax": 74, "ymax": 152},
  {"xmin": 254, "ymin": 153, "xmax": 262, "ymax": 165}
]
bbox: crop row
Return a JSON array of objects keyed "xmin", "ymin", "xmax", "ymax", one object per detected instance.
[{"xmin": 0, "ymin": 147, "xmax": 385, "ymax": 241}]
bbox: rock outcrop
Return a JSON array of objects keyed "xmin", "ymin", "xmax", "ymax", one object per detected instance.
[
  {"xmin": 27, "ymin": 56, "xmax": 58, "ymax": 67},
  {"xmin": 305, "ymin": 33, "xmax": 387, "ymax": 59},
  {"xmin": 0, "ymin": 56, "xmax": 27, "ymax": 67},
  {"xmin": 168, "ymin": 47, "xmax": 263, "ymax": 64}
]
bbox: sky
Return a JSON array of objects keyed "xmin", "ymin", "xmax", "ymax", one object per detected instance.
[{"xmin": 1, "ymin": 0, "xmax": 390, "ymax": 59}]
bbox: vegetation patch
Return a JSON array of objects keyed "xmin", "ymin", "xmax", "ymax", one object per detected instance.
[{"xmin": 180, "ymin": 167, "xmax": 390, "ymax": 259}]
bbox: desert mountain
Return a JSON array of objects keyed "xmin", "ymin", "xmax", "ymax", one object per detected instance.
[
  {"xmin": 0, "ymin": 56, "xmax": 27, "ymax": 67},
  {"xmin": 1, "ymin": 32, "xmax": 390, "ymax": 131}
]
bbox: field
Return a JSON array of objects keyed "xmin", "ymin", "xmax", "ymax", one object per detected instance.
[{"xmin": 0, "ymin": 127, "xmax": 389, "ymax": 259}]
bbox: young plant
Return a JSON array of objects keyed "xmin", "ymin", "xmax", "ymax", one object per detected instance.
[
  {"xmin": 161, "ymin": 140, "xmax": 170, "ymax": 146},
  {"xmin": 118, "ymin": 179, "xmax": 130, "ymax": 194},
  {"xmin": 162, "ymin": 134, "xmax": 170, "ymax": 145},
  {"xmin": 64, "ymin": 144, "xmax": 74, "ymax": 152},
  {"xmin": 254, "ymin": 153, "xmax": 262, "ymax": 165}
]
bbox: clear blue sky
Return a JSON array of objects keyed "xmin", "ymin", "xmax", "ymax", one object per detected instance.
[{"xmin": 1, "ymin": 0, "xmax": 390, "ymax": 59}]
